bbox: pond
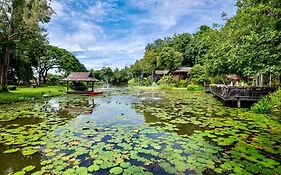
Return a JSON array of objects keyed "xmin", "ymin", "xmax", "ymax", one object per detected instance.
[{"xmin": 0, "ymin": 88, "xmax": 280, "ymax": 175}]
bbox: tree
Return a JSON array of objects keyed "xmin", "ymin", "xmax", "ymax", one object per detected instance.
[
  {"xmin": 0, "ymin": 0, "xmax": 52, "ymax": 91},
  {"xmin": 38, "ymin": 45, "xmax": 87, "ymax": 83},
  {"xmin": 170, "ymin": 33, "xmax": 193, "ymax": 66},
  {"xmin": 156, "ymin": 47, "xmax": 183, "ymax": 70}
]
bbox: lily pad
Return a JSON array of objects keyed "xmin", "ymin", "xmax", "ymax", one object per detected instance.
[
  {"xmin": 3, "ymin": 148, "xmax": 20, "ymax": 154},
  {"xmin": 88, "ymin": 164, "xmax": 100, "ymax": 172},
  {"xmin": 22, "ymin": 165, "xmax": 35, "ymax": 172},
  {"xmin": 109, "ymin": 167, "xmax": 123, "ymax": 174}
]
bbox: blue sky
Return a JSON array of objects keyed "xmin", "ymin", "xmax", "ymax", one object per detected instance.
[{"xmin": 45, "ymin": 0, "xmax": 237, "ymax": 70}]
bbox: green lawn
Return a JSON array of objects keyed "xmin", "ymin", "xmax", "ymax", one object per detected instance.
[{"xmin": 0, "ymin": 86, "xmax": 66, "ymax": 104}]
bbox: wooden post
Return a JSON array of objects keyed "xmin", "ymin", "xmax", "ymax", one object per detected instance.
[
  {"xmin": 92, "ymin": 82, "xmax": 94, "ymax": 92},
  {"xmin": 256, "ymin": 75, "xmax": 258, "ymax": 87},
  {"xmin": 237, "ymin": 99, "xmax": 241, "ymax": 108},
  {"xmin": 260, "ymin": 74, "xmax": 263, "ymax": 87},
  {"xmin": 87, "ymin": 82, "xmax": 89, "ymax": 92},
  {"xmin": 67, "ymin": 81, "xmax": 69, "ymax": 92},
  {"xmin": 269, "ymin": 73, "xmax": 272, "ymax": 87}
]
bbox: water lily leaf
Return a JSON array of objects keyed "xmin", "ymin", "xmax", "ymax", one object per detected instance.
[
  {"xmin": 21, "ymin": 148, "xmax": 37, "ymax": 156},
  {"xmin": 109, "ymin": 167, "xmax": 123, "ymax": 174},
  {"xmin": 3, "ymin": 148, "xmax": 20, "ymax": 154},
  {"xmin": 22, "ymin": 165, "xmax": 35, "ymax": 172},
  {"xmin": 88, "ymin": 164, "xmax": 100, "ymax": 172},
  {"xmin": 75, "ymin": 167, "xmax": 88, "ymax": 175},
  {"xmin": 120, "ymin": 162, "xmax": 131, "ymax": 168},
  {"xmin": 13, "ymin": 171, "xmax": 25, "ymax": 175}
]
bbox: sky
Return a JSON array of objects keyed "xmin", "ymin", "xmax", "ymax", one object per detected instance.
[{"xmin": 45, "ymin": 0, "xmax": 237, "ymax": 70}]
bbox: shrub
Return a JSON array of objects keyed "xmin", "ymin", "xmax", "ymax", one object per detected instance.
[
  {"xmin": 251, "ymin": 88, "xmax": 281, "ymax": 115},
  {"xmin": 269, "ymin": 88, "xmax": 281, "ymax": 116},
  {"xmin": 210, "ymin": 75, "xmax": 230, "ymax": 84},
  {"xmin": 173, "ymin": 79, "xmax": 189, "ymax": 87},
  {"xmin": 142, "ymin": 77, "xmax": 152, "ymax": 86},
  {"xmin": 128, "ymin": 78, "xmax": 138, "ymax": 86},
  {"xmin": 158, "ymin": 75, "xmax": 173, "ymax": 85},
  {"xmin": 187, "ymin": 84, "xmax": 204, "ymax": 91},
  {"xmin": 251, "ymin": 98, "xmax": 271, "ymax": 114},
  {"xmin": 188, "ymin": 64, "xmax": 210, "ymax": 85}
]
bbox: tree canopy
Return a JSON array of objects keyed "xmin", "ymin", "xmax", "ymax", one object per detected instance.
[{"xmin": 128, "ymin": 0, "xmax": 281, "ymax": 82}]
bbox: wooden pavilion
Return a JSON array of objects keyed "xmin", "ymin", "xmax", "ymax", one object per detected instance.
[
  {"xmin": 154, "ymin": 70, "xmax": 169, "ymax": 81},
  {"xmin": 170, "ymin": 67, "xmax": 192, "ymax": 80},
  {"xmin": 62, "ymin": 72, "xmax": 99, "ymax": 94}
]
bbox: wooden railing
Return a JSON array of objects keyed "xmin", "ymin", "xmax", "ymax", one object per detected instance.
[{"xmin": 206, "ymin": 84, "xmax": 276, "ymax": 101}]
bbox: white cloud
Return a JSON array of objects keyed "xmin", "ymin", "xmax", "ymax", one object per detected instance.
[{"xmin": 45, "ymin": 0, "xmax": 237, "ymax": 70}]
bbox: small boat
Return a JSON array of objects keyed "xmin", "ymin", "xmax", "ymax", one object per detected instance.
[{"xmin": 87, "ymin": 91, "xmax": 104, "ymax": 96}]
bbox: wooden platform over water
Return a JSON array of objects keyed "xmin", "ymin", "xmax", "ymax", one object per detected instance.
[{"xmin": 204, "ymin": 84, "xmax": 276, "ymax": 107}]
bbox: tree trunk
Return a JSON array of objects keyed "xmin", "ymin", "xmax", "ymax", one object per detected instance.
[
  {"xmin": 0, "ymin": 4, "xmax": 13, "ymax": 92},
  {"xmin": 0, "ymin": 44, "xmax": 11, "ymax": 92}
]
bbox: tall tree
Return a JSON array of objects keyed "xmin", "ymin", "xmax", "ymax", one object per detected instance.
[
  {"xmin": 0, "ymin": 0, "xmax": 52, "ymax": 91},
  {"xmin": 156, "ymin": 47, "xmax": 183, "ymax": 70}
]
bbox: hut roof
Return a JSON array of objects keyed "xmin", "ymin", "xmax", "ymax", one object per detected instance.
[
  {"xmin": 62, "ymin": 72, "xmax": 99, "ymax": 82},
  {"xmin": 227, "ymin": 74, "xmax": 240, "ymax": 80},
  {"xmin": 171, "ymin": 67, "xmax": 192, "ymax": 74},
  {"xmin": 155, "ymin": 70, "xmax": 169, "ymax": 75}
]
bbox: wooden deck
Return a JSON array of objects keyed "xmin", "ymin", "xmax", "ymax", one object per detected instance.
[{"xmin": 204, "ymin": 83, "xmax": 276, "ymax": 107}]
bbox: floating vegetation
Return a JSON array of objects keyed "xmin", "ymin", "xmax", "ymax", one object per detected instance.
[{"xmin": 0, "ymin": 89, "xmax": 280, "ymax": 175}]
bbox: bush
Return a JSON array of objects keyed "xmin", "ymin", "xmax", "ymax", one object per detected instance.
[
  {"xmin": 158, "ymin": 75, "xmax": 173, "ymax": 85},
  {"xmin": 269, "ymin": 88, "xmax": 281, "ymax": 116},
  {"xmin": 210, "ymin": 75, "xmax": 230, "ymax": 84},
  {"xmin": 173, "ymin": 79, "xmax": 189, "ymax": 87},
  {"xmin": 142, "ymin": 77, "xmax": 152, "ymax": 86},
  {"xmin": 188, "ymin": 64, "xmax": 210, "ymax": 85},
  {"xmin": 251, "ymin": 98, "xmax": 271, "ymax": 114},
  {"xmin": 187, "ymin": 84, "xmax": 204, "ymax": 91},
  {"xmin": 251, "ymin": 88, "xmax": 281, "ymax": 115},
  {"xmin": 128, "ymin": 78, "xmax": 138, "ymax": 86}
]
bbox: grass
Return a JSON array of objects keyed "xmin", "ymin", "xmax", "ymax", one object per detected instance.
[{"xmin": 0, "ymin": 86, "xmax": 66, "ymax": 104}]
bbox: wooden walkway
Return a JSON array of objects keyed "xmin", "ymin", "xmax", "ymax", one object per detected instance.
[{"xmin": 204, "ymin": 84, "xmax": 276, "ymax": 107}]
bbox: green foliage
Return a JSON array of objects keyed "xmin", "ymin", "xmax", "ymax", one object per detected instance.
[
  {"xmin": 157, "ymin": 76, "xmax": 173, "ymax": 85},
  {"xmin": 186, "ymin": 84, "xmax": 204, "ymax": 91},
  {"xmin": 210, "ymin": 75, "xmax": 229, "ymax": 84},
  {"xmin": 251, "ymin": 98, "xmax": 271, "ymax": 114},
  {"xmin": 251, "ymin": 88, "xmax": 281, "ymax": 115},
  {"xmin": 142, "ymin": 78, "xmax": 152, "ymax": 86},
  {"xmin": 176, "ymin": 79, "xmax": 189, "ymax": 87},
  {"xmin": 188, "ymin": 64, "xmax": 209, "ymax": 85},
  {"xmin": 269, "ymin": 88, "xmax": 281, "ymax": 116},
  {"xmin": 128, "ymin": 78, "xmax": 138, "ymax": 86},
  {"xmin": 156, "ymin": 47, "xmax": 183, "ymax": 70}
]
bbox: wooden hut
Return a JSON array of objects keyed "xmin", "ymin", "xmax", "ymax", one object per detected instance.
[
  {"xmin": 170, "ymin": 67, "xmax": 192, "ymax": 80},
  {"xmin": 62, "ymin": 72, "xmax": 99, "ymax": 94},
  {"xmin": 154, "ymin": 70, "xmax": 169, "ymax": 81}
]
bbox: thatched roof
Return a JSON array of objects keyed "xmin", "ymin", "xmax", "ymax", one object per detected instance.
[
  {"xmin": 171, "ymin": 67, "xmax": 192, "ymax": 74},
  {"xmin": 227, "ymin": 74, "xmax": 240, "ymax": 80},
  {"xmin": 155, "ymin": 70, "xmax": 169, "ymax": 75},
  {"xmin": 62, "ymin": 72, "xmax": 99, "ymax": 82}
]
